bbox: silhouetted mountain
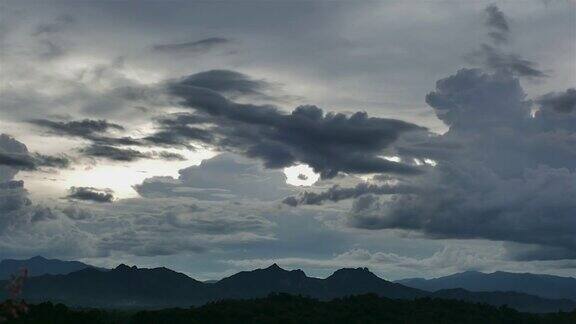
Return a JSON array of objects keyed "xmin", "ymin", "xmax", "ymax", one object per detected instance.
[
  {"xmin": 320, "ymin": 267, "xmax": 424, "ymax": 299},
  {"xmin": 1, "ymin": 264, "xmax": 209, "ymax": 308},
  {"xmin": 396, "ymin": 271, "xmax": 576, "ymax": 301},
  {"xmin": 213, "ymin": 263, "xmax": 322, "ymax": 299},
  {"xmin": 1, "ymin": 264, "xmax": 574, "ymax": 312},
  {"xmin": 0, "ymin": 256, "xmax": 98, "ymax": 280}
]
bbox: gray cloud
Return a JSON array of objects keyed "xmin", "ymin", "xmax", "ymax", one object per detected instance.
[
  {"xmin": 79, "ymin": 144, "xmax": 150, "ymax": 162},
  {"xmin": 465, "ymin": 5, "xmax": 547, "ymax": 79},
  {"xmin": 134, "ymin": 153, "xmax": 293, "ymax": 201},
  {"xmin": 29, "ymin": 118, "xmax": 149, "ymax": 148},
  {"xmin": 0, "ymin": 135, "xmax": 63, "ymax": 234},
  {"xmin": 174, "ymin": 69, "xmax": 272, "ymax": 99},
  {"xmin": 28, "ymin": 118, "xmax": 193, "ymax": 166},
  {"xmin": 78, "ymin": 144, "xmax": 188, "ymax": 163},
  {"xmin": 65, "ymin": 187, "xmax": 115, "ymax": 203},
  {"xmin": 156, "ymin": 151, "xmax": 186, "ymax": 161},
  {"xmin": 29, "ymin": 118, "xmax": 125, "ymax": 138},
  {"xmin": 0, "ymin": 134, "xmax": 70, "ymax": 170},
  {"xmin": 485, "ymin": 4, "xmax": 509, "ymax": 44},
  {"xmin": 0, "ymin": 135, "xmax": 28, "ymax": 181},
  {"xmin": 283, "ymin": 182, "xmax": 415, "ymax": 207},
  {"xmin": 32, "ymin": 14, "xmax": 75, "ymax": 36},
  {"xmin": 29, "ymin": 119, "xmax": 154, "ymax": 151},
  {"xmin": 0, "ymin": 152, "xmax": 37, "ymax": 170},
  {"xmin": 144, "ymin": 114, "xmax": 214, "ymax": 148},
  {"xmin": 0, "ymin": 0, "xmax": 574, "ymax": 277},
  {"xmin": 467, "ymin": 44, "xmax": 547, "ymax": 79},
  {"xmin": 536, "ymin": 88, "xmax": 576, "ymax": 113},
  {"xmin": 0, "ymin": 152, "xmax": 70, "ymax": 170},
  {"xmin": 346, "ymin": 68, "xmax": 576, "ymax": 260},
  {"xmin": 165, "ymin": 75, "xmax": 424, "ymax": 178},
  {"xmin": 153, "ymin": 37, "xmax": 231, "ymax": 54},
  {"xmin": 29, "ymin": 118, "xmax": 192, "ymax": 163},
  {"xmin": 33, "ymin": 153, "xmax": 71, "ymax": 169},
  {"xmin": 425, "ymin": 68, "xmax": 529, "ymax": 130}
]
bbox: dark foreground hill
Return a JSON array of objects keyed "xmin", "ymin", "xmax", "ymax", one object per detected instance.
[
  {"xmin": 4, "ymin": 294, "xmax": 576, "ymax": 324},
  {"xmin": 396, "ymin": 271, "xmax": 576, "ymax": 301},
  {"xmin": 0, "ymin": 256, "xmax": 98, "ymax": 280},
  {"xmin": 0, "ymin": 264, "xmax": 574, "ymax": 313}
]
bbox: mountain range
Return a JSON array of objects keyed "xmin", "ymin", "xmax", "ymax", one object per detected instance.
[
  {"xmin": 0, "ymin": 256, "xmax": 96, "ymax": 280},
  {"xmin": 0, "ymin": 257, "xmax": 574, "ymax": 313},
  {"xmin": 396, "ymin": 270, "xmax": 576, "ymax": 301}
]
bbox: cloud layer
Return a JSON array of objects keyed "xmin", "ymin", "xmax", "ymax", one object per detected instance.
[{"xmin": 159, "ymin": 73, "xmax": 425, "ymax": 178}]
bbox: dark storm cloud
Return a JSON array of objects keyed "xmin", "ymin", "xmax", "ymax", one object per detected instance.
[
  {"xmin": 153, "ymin": 37, "xmax": 231, "ymax": 53},
  {"xmin": 505, "ymin": 243, "xmax": 576, "ymax": 262},
  {"xmin": 30, "ymin": 118, "xmax": 192, "ymax": 162},
  {"xmin": 65, "ymin": 187, "xmax": 114, "ymax": 203},
  {"xmin": 0, "ymin": 152, "xmax": 37, "ymax": 170},
  {"xmin": 79, "ymin": 145, "xmax": 150, "ymax": 162},
  {"xmin": 348, "ymin": 165, "xmax": 576, "ymax": 260},
  {"xmin": 0, "ymin": 134, "xmax": 64, "ymax": 172},
  {"xmin": 79, "ymin": 144, "xmax": 187, "ymax": 162},
  {"xmin": 29, "ymin": 118, "xmax": 125, "ymax": 138},
  {"xmin": 424, "ymin": 68, "xmax": 529, "ymax": 129},
  {"xmin": 30, "ymin": 117, "xmax": 205, "ymax": 151},
  {"xmin": 536, "ymin": 88, "xmax": 576, "ymax": 113},
  {"xmin": 485, "ymin": 4, "xmax": 509, "ymax": 44},
  {"xmin": 345, "ymin": 67, "xmax": 576, "ymax": 260},
  {"xmin": 277, "ymin": 3, "xmax": 576, "ymax": 261},
  {"xmin": 166, "ymin": 76, "xmax": 424, "ymax": 178},
  {"xmin": 29, "ymin": 118, "xmax": 149, "ymax": 148},
  {"xmin": 27, "ymin": 117, "xmax": 191, "ymax": 163},
  {"xmin": 0, "ymin": 151, "xmax": 70, "ymax": 170},
  {"xmin": 283, "ymin": 182, "xmax": 415, "ymax": 206}
]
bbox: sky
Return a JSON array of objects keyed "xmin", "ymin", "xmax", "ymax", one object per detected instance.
[{"xmin": 0, "ymin": 0, "xmax": 575, "ymax": 281}]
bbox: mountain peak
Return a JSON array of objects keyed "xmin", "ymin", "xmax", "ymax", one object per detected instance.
[
  {"xmin": 0, "ymin": 256, "xmax": 96, "ymax": 280},
  {"xmin": 451, "ymin": 270, "xmax": 483, "ymax": 277},
  {"xmin": 329, "ymin": 267, "xmax": 378, "ymax": 281},
  {"xmin": 333, "ymin": 267, "xmax": 372, "ymax": 275},
  {"xmin": 115, "ymin": 264, "xmax": 138, "ymax": 271},
  {"xmin": 265, "ymin": 263, "xmax": 284, "ymax": 271}
]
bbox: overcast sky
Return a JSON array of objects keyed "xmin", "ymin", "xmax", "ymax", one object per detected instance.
[{"xmin": 0, "ymin": 0, "xmax": 575, "ymax": 280}]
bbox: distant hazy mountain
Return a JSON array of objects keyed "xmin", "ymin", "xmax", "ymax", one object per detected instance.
[
  {"xmin": 0, "ymin": 263, "xmax": 574, "ymax": 312},
  {"xmin": 396, "ymin": 271, "xmax": 576, "ymax": 301},
  {"xmin": 432, "ymin": 288, "xmax": 576, "ymax": 314},
  {"xmin": 0, "ymin": 256, "xmax": 98, "ymax": 280}
]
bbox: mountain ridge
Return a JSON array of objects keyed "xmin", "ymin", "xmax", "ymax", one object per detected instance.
[
  {"xmin": 0, "ymin": 260, "xmax": 574, "ymax": 313},
  {"xmin": 0, "ymin": 256, "xmax": 100, "ymax": 280},
  {"xmin": 396, "ymin": 270, "xmax": 576, "ymax": 302}
]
